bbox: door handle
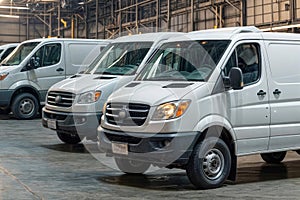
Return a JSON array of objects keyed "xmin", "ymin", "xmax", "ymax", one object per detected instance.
[
  {"xmin": 257, "ymin": 90, "xmax": 267, "ymax": 96},
  {"xmin": 56, "ymin": 68, "xmax": 64, "ymax": 72},
  {"xmin": 273, "ymin": 89, "xmax": 282, "ymax": 95}
]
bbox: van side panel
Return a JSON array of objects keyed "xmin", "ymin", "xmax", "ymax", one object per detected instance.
[
  {"xmin": 65, "ymin": 42, "xmax": 103, "ymax": 75},
  {"xmin": 265, "ymin": 41, "xmax": 300, "ymax": 150}
]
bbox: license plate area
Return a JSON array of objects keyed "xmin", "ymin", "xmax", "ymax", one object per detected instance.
[
  {"xmin": 112, "ymin": 142, "xmax": 128, "ymax": 155},
  {"xmin": 47, "ymin": 119, "xmax": 57, "ymax": 130}
]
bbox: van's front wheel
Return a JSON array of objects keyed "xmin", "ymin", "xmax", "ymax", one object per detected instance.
[
  {"xmin": 186, "ymin": 137, "xmax": 231, "ymax": 189},
  {"xmin": 57, "ymin": 131, "xmax": 81, "ymax": 144},
  {"xmin": 260, "ymin": 151, "xmax": 286, "ymax": 164},
  {"xmin": 11, "ymin": 93, "xmax": 39, "ymax": 119}
]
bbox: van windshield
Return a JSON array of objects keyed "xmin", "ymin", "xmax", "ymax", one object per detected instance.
[
  {"xmin": 1, "ymin": 42, "xmax": 40, "ymax": 66},
  {"xmin": 84, "ymin": 42, "xmax": 153, "ymax": 75},
  {"xmin": 137, "ymin": 40, "xmax": 230, "ymax": 82}
]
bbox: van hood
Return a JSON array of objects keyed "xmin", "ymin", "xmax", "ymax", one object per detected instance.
[
  {"xmin": 50, "ymin": 74, "xmax": 122, "ymax": 94},
  {"xmin": 0, "ymin": 65, "xmax": 19, "ymax": 73},
  {"xmin": 108, "ymin": 81, "xmax": 206, "ymax": 106}
]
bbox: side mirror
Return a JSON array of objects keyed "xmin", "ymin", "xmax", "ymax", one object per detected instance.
[
  {"xmin": 26, "ymin": 57, "xmax": 40, "ymax": 70},
  {"xmin": 228, "ymin": 67, "xmax": 244, "ymax": 90}
]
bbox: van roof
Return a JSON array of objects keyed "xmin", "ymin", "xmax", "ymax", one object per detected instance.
[
  {"xmin": 164, "ymin": 26, "xmax": 262, "ymax": 42},
  {"xmin": 20, "ymin": 38, "xmax": 109, "ymax": 44},
  {"xmin": 112, "ymin": 32, "xmax": 185, "ymax": 43},
  {"xmin": 0, "ymin": 43, "xmax": 19, "ymax": 49},
  {"xmin": 164, "ymin": 26, "xmax": 300, "ymax": 42}
]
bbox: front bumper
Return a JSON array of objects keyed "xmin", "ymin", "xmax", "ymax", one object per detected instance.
[
  {"xmin": 42, "ymin": 107, "xmax": 102, "ymax": 139},
  {"xmin": 98, "ymin": 127, "xmax": 201, "ymax": 167},
  {"xmin": 0, "ymin": 90, "xmax": 13, "ymax": 109}
]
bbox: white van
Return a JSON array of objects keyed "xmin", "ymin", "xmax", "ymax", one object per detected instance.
[
  {"xmin": 98, "ymin": 26, "xmax": 300, "ymax": 189},
  {"xmin": 42, "ymin": 32, "xmax": 184, "ymax": 144},
  {"xmin": 0, "ymin": 38, "xmax": 109, "ymax": 119},
  {"xmin": 0, "ymin": 43, "xmax": 19, "ymax": 62}
]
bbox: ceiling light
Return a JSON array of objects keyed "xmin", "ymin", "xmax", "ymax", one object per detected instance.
[
  {"xmin": 0, "ymin": 6, "xmax": 29, "ymax": 10},
  {"xmin": 0, "ymin": 14, "xmax": 19, "ymax": 18}
]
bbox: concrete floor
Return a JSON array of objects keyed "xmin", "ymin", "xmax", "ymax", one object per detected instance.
[{"xmin": 1, "ymin": 115, "xmax": 300, "ymax": 199}]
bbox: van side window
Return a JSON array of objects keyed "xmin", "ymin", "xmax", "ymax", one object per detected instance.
[
  {"xmin": 33, "ymin": 43, "xmax": 61, "ymax": 68},
  {"xmin": 224, "ymin": 43, "xmax": 260, "ymax": 85},
  {"xmin": 1, "ymin": 47, "xmax": 16, "ymax": 61}
]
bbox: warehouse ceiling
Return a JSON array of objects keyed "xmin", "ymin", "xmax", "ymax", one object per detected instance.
[{"xmin": 0, "ymin": 0, "xmax": 84, "ymax": 17}]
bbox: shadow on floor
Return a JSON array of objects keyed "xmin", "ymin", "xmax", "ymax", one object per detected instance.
[
  {"xmin": 41, "ymin": 143, "xmax": 91, "ymax": 153},
  {"xmin": 97, "ymin": 159, "xmax": 300, "ymax": 190},
  {"xmin": 97, "ymin": 172, "xmax": 195, "ymax": 191}
]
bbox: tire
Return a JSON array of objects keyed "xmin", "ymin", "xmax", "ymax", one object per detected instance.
[
  {"xmin": 260, "ymin": 151, "xmax": 286, "ymax": 164},
  {"xmin": 57, "ymin": 131, "xmax": 81, "ymax": 144},
  {"xmin": 11, "ymin": 93, "xmax": 39, "ymax": 119},
  {"xmin": 115, "ymin": 157, "xmax": 150, "ymax": 174},
  {"xmin": 186, "ymin": 137, "xmax": 231, "ymax": 189}
]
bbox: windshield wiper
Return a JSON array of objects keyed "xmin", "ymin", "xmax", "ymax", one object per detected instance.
[
  {"xmin": 186, "ymin": 78, "xmax": 205, "ymax": 82},
  {"xmin": 1, "ymin": 63, "xmax": 11, "ymax": 66},
  {"xmin": 102, "ymin": 71, "xmax": 114, "ymax": 75}
]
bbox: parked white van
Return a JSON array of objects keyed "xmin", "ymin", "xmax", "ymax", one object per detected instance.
[
  {"xmin": 0, "ymin": 38, "xmax": 109, "ymax": 119},
  {"xmin": 0, "ymin": 43, "xmax": 19, "ymax": 62},
  {"xmin": 98, "ymin": 26, "xmax": 300, "ymax": 189},
  {"xmin": 42, "ymin": 32, "xmax": 184, "ymax": 144}
]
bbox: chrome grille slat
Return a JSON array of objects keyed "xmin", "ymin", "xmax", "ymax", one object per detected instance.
[
  {"xmin": 105, "ymin": 103, "xmax": 150, "ymax": 126},
  {"xmin": 106, "ymin": 113, "xmax": 119, "ymax": 118},
  {"xmin": 47, "ymin": 91, "xmax": 75, "ymax": 107},
  {"xmin": 106, "ymin": 107, "xmax": 148, "ymax": 113}
]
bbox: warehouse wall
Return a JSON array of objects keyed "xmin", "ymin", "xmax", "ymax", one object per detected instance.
[
  {"xmin": 0, "ymin": 17, "xmax": 45, "ymax": 45},
  {"xmin": 1, "ymin": 0, "xmax": 300, "ymax": 43}
]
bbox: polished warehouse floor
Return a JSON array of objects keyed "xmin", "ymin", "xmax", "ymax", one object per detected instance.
[{"xmin": 0, "ymin": 114, "xmax": 300, "ymax": 199}]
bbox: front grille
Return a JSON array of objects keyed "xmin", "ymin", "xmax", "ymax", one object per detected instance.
[
  {"xmin": 44, "ymin": 111, "xmax": 67, "ymax": 120},
  {"xmin": 105, "ymin": 103, "xmax": 150, "ymax": 126},
  {"xmin": 104, "ymin": 132, "xmax": 142, "ymax": 144},
  {"xmin": 47, "ymin": 91, "xmax": 75, "ymax": 107}
]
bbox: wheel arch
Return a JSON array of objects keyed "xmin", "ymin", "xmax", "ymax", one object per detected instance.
[
  {"xmin": 192, "ymin": 115, "xmax": 237, "ymax": 181},
  {"xmin": 10, "ymin": 86, "xmax": 41, "ymax": 107}
]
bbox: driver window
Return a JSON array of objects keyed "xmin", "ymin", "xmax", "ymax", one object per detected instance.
[
  {"xmin": 224, "ymin": 43, "xmax": 260, "ymax": 85},
  {"xmin": 32, "ymin": 43, "xmax": 61, "ymax": 68}
]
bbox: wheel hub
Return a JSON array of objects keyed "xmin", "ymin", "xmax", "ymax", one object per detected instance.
[
  {"xmin": 203, "ymin": 149, "xmax": 224, "ymax": 180},
  {"xmin": 20, "ymin": 99, "xmax": 34, "ymax": 114}
]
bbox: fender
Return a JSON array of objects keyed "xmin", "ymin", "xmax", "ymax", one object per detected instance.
[
  {"xmin": 9, "ymin": 79, "xmax": 41, "ymax": 92},
  {"xmin": 193, "ymin": 114, "xmax": 237, "ymax": 142}
]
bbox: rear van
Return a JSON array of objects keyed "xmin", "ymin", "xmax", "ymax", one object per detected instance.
[
  {"xmin": 0, "ymin": 43, "xmax": 19, "ymax": 62},
  {"xmin": 98, "ymin": 26, "xmax": 300, "ymax": 189},
  {"xmin": 0, "ymin": 38, "xmax": 109, "ymax": 119}
]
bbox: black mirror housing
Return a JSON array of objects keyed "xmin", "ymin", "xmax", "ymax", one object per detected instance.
[
  {"xmin": 229, "ymin": 67, "xmax": 244, "ymax": 90},
  {"xmin": 25, "ymin": 57, "xmax": 39, "ymax": 71}
]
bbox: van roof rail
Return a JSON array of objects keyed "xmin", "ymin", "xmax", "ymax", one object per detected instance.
[
  {"xmin": 232, "ymin": 26, "xmax": 261, "ymax": 34},
  {"xmin": 189, "ymin": 26, "xmax": 261, "ymax": 35}
]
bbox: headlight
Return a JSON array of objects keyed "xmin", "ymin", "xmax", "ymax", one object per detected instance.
[
  {"xmin": 0, "ymin": 72, "xmax": 9, "ymax": 81},
  {"xmin": 77, "ymin": 91, "xmax": 101, "ymax": 104},
  {"xmin": 152, "ymin": 100, "xmax": 191, "ymax": 120}
]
